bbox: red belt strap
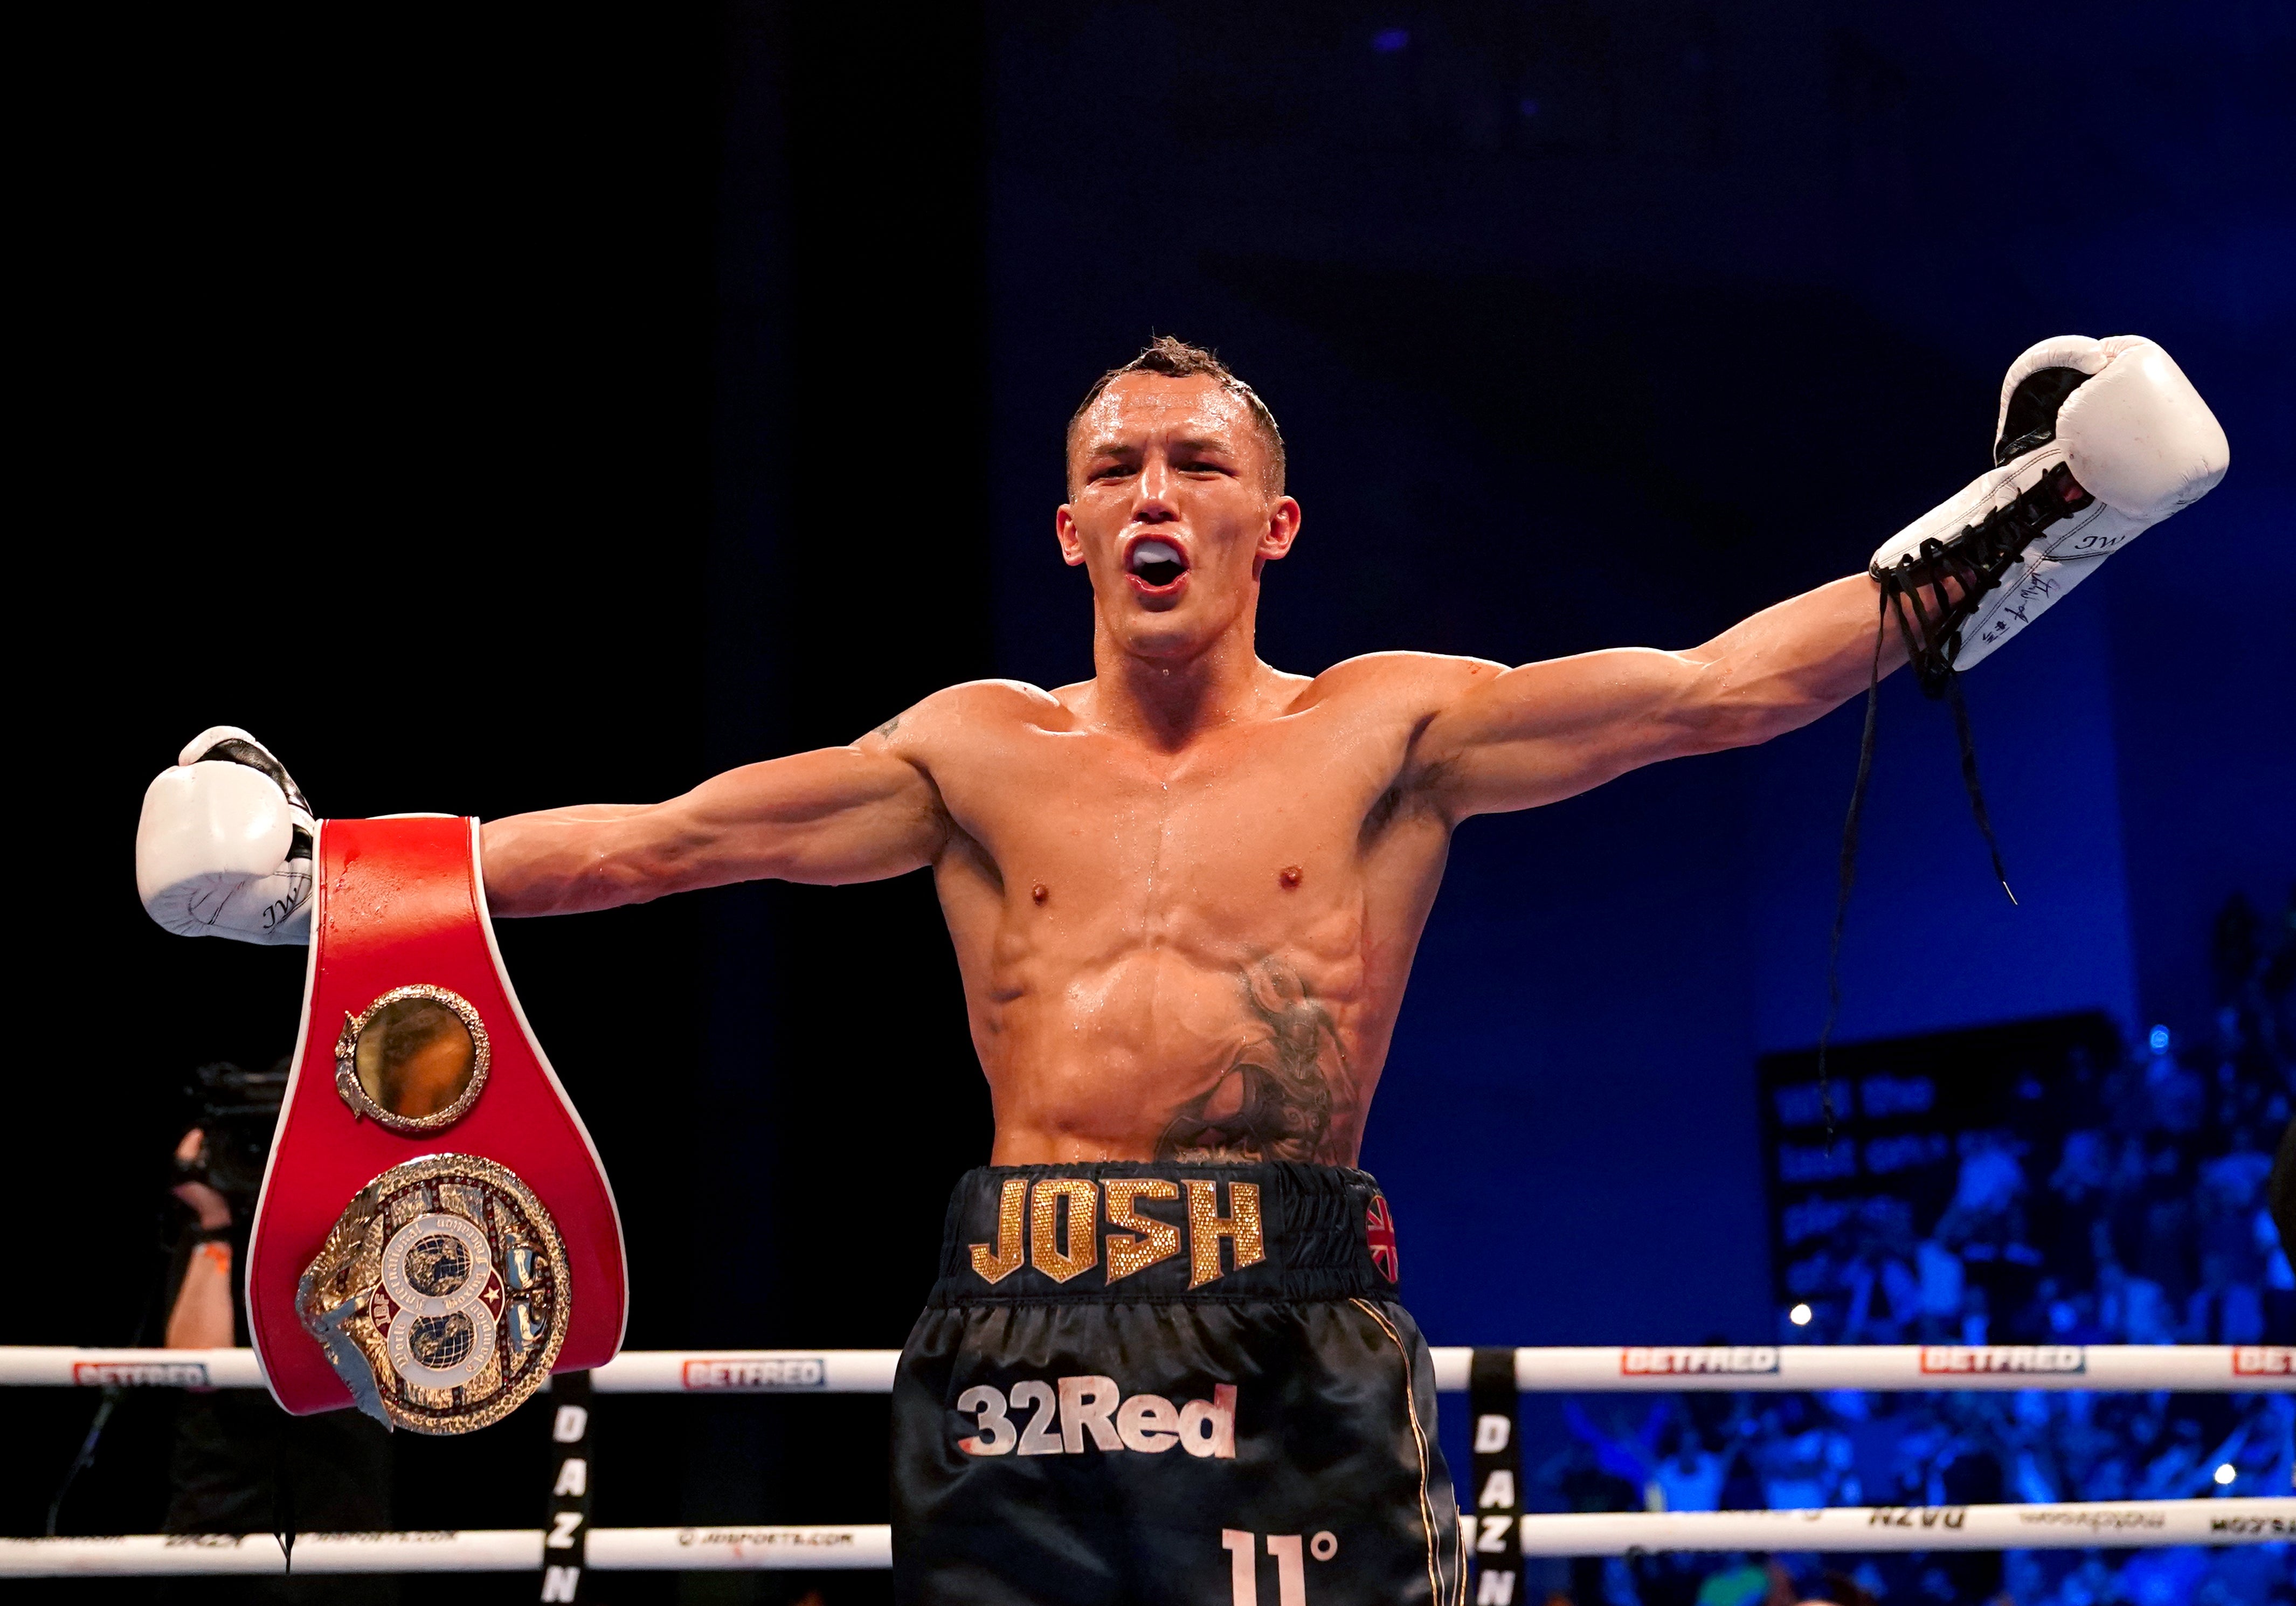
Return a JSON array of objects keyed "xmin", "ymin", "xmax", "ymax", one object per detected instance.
[{"xmin": 245, "ymin": 816, "xmax": 627, "ymax": 1430}]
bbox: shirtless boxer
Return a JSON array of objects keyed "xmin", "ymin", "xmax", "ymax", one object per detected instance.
[{"xmin": 138, "ymin": 335, "xmax": 2226, "ymax": 1604}]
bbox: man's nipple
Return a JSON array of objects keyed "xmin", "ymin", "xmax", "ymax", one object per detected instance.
[
  {"xmin": 1032, "ymin": 883, "xmax": 1049, "ymax": 905},
  {"xmin": 1279, "ymin": 866, "xmax": 1302, "ymax": 890}
]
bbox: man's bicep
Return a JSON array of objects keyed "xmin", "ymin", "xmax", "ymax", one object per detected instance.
[
  {"xmin": 661, "ymin": 742, "xmax": 950, "ymax": 887},
  {"xmin": 483, "ymin": 740, "xmax": 949, "ymax": 915},
  {"xmin": 1413, "ymin": 647, "xmax": 1712, "ymax": 817}
]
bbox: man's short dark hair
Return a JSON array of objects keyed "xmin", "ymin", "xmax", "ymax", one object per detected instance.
[{"xmin": 1066, "ymin": 336, "xmax": 1287, "ymax": 495}]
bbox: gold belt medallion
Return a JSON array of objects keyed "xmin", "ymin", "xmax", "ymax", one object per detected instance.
[{"xmin": 296, "ymin": 1153, "xmax": 570, "ymax": 1434}]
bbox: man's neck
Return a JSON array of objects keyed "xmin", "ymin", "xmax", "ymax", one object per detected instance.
[{"xmin": 1089, "ymin": 618, "xmax": 1271, "ymax": 752}]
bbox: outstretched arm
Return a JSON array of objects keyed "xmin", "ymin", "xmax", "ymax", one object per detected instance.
[
  {"xmin": 1411, "ymin": 572, "xmax": 1901, "ymax": 820},
  {"xmin": 481, "ymin": 723, "xmax": 949, "ymax": 916},
  {"xmin": 1411, "ymin": 332, "xmax": 2231, "ymax": 823}
]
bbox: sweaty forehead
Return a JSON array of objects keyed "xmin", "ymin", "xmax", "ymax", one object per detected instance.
[{"xmin": 1073, "ymin": 374, "xmax": 1250, "ymax": 454}]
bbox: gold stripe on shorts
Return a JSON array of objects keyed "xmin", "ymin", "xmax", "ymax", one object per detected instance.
[{"xmin": 1351, "ymin": 1298, "xmax": 1449, "ymax": 1606}]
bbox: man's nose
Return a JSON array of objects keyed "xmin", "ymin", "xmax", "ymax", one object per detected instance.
[{"xmin": 1132, "ymin": 454, "xmax": 1177, "ymax": 519}]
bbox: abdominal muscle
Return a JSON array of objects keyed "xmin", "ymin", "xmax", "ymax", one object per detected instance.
[{"xmin": 971, "ymin": 937, "xmax": 1377, "ymax": 1168}]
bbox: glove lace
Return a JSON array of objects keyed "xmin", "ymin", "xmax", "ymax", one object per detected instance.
[{"xmin": 1817, "ymin": 462, "xmax": 2091, "ymax": 1138}]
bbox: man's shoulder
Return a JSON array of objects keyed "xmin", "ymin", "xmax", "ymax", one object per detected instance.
[
  {"xmin": 877, "ymin": 679, "xmax": 1074, "ymax": 744},
  {"xmin": 1294, "ymin": 650, "xmax": 1509, "ymax": 714}
]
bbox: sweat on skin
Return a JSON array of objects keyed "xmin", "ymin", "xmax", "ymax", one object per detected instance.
[{"xmin": 478, "ymin": 366, "xmax": 1919, "ymax": 1166}]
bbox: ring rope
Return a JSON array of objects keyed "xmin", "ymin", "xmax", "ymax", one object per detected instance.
[
  {"xmin": 1510, "ymin": 1498, "xmax": 2294, "ymax": 1555},
  {"xmin": 6, "ymin": 1501, "xmax": 2291, "ymax": 1576},
  {"xmin": 6, "ymin": 1344, "xmax": 2288, "ymax": 1394},
  {"xmin": 1, "ymin": 1526, "xmax": 888, "ymax": 1576}
]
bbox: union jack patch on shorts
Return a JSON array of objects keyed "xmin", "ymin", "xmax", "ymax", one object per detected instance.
[{"xmin": 1365, "ymin": 1193, "xmax": 1399, "ymax": 1283}]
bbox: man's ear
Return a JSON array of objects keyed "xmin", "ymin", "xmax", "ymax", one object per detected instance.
[
  {"xmin": 1055, "ymin": 504, "xmax": 1087, "ymax": 567},
  {"xmin": 1257, "ymin": 497, "xmax": 1303, "ymax": 563}
]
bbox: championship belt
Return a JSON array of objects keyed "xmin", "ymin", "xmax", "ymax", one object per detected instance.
[{"xmin": 244, "ymin": 816, "xmax": 627, "ymax": 1434}]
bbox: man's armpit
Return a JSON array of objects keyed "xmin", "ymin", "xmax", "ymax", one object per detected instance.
[
  {"xmin": 1388, "ymin": 664, "xmax": 1510, "ymax": 822},
  {"xmin": 1361, "ymin": 753, "xmax": 1460, "ymax": 844},
  {"xmin": 932, "ymin": 817, "xmax": 1001, "ymax": 892}
]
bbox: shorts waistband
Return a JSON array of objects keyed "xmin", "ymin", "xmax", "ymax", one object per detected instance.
[{"xmin": 928, "ymin": 1161, "xmax": 1402, "ymax": 1306}]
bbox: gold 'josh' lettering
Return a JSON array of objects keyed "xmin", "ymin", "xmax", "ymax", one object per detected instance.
[
  {"xmin": 1031, "ymin": 1178, "xmax": 1099, "ymax": 1283},
  {"xmin": 969, "ymin": 1177, "xmax": 1028, "ymax": 1284},
  {"xmin": 1184, "ymin": 1180, "xmax": 1265, "ymax": 1289},
  {"xmin": 1103, "ymin": 1178, "xmax": 1181, "ymax": 1281}
]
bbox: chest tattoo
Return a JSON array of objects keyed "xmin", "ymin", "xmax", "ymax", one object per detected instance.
[{"xmin": 1156, "ymin": 958, "xmax": 1351, "ymax": 1165}]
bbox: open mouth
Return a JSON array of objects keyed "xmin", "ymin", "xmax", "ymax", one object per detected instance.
[{"xmin": 1126, "ymin": 536, "xmax": 1190, "ymax": 590}]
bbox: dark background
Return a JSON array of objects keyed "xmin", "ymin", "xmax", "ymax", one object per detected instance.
[{"xmin": 15, "ymin": 2, "xmax": 2292, "ymax": 1602}]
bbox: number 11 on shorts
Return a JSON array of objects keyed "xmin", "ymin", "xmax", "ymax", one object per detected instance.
[{"xmin": 1222, "ymin": 1528, "xmax": 1338, "ymax": 1606}]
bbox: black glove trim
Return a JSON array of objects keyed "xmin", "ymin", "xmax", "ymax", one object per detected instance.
[
  {"xmin": 1994, "ymin": 364, "xmax": 2094, "ymax": 466},
  {"xmin": 192, "ymin": 736, "xmax": 314, "ymax": 817}
]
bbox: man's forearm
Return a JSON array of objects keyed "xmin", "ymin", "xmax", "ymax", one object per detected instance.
[
  {"xmin": 165, "ymin": 1241, "xmax": 236, "ymax": 1351},
  {"xmin": 1682, "ymin": 572, "xmax": 1907, "ymax": 750},
  {"xmin": 1408, "ymin": 571, "xmax": 1918, "ymax": 818},
  {"xmin": 481, "ymin": 805, "xmax": 660, "ymax": 918}
]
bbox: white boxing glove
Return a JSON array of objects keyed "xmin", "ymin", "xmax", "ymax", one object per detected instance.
[
  {"xmin": 1869, "ymin": 335, "xmax": 2228, "ymax": 687},
  {"xmin": 136, "ymin": 727, "xmax": 316, "ymax": 944}
]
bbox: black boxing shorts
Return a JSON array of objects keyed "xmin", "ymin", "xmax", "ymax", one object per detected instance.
[{"xmin": 892, "ymin": 1162, "xmax": 1464, "ymax": 1606}]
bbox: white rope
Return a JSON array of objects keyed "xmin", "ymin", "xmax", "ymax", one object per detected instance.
[
  {"xmin": 1436, "ymin": 1344, "xmax": 2296, "ymax": 1394},
  {"xmin": 0, "ymin": 1526, "xmax": 889, "ymax": 1577},
  {"xmin": 5, "ymin": 1344, "xmax": 2287, "ymax": 1393},
  {"xmin": 7, "ymin": 1502, "xmax": 2289, "ymax": 1575},
  {"xmin": 1512, "ymin": 1498, "xmax": 2296, "ymax": 1556},
  {"xmin": 3, "ymin": 1351, "xmax": 266, "ymax": 1389},
  {"xmin": 589, "ymin": 1349, "xmax": 900, "ymax": 1393}
]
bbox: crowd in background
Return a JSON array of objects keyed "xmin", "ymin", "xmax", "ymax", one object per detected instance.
[{"xmin": 1546, "ymin": 891, "xmax": 2296, "ymax": 1606}]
